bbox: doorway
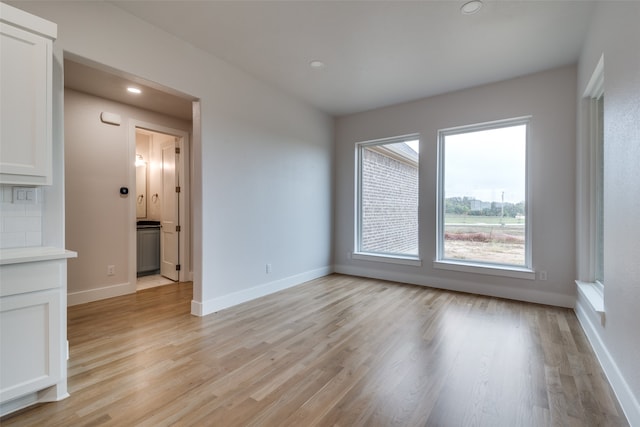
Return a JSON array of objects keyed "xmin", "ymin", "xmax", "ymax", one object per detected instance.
[
  {"xmin": 132, "ymin": 123, "xmax": 190, "ymax": 290},
  {"xmin": 62, "ymin": 55, "xmax": 197, "ymax": 306}
]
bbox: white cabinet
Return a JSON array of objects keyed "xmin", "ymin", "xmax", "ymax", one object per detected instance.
[
  {"xmin": 0, "ymin": 248, "xmax": 76, "ymax": 416},
  {"xmin": 0, "ymin": 3, "xmax": 57, "ymax": 185},
  {"xmin": 0, "ymin": 289, "xmax": 61, "ymax": 402}
]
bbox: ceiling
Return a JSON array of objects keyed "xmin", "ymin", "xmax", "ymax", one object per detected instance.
[{"xmin": 73, "ymin": 1, "xmax": 597, "ymax": 117}]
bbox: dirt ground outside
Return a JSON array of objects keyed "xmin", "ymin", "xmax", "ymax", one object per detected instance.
[
  {"xmin": 444, "ymin": 240, "xmax": 525, "ymax": 265},
  {"xmin": 444, "ymin": 223, "xmax": 525, "ymax": 266}
]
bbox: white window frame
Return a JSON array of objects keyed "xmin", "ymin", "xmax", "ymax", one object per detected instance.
[
  {"xmin": 354, "ymin": 134, "xmax": 421, "ymax": 266},
  {"xmin": 434, "ymin": 117, "xmax": 534, "ymax": 279},
  {"xmin": 576, "ymin": 55, "xmax": 605, "ymax": 315},
  {"xmin": 593, "ymin": 93, "xmax": 604, "ymax": 286}
]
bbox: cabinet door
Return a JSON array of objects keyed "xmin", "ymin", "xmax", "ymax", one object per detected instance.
[
  {"xmin": 0, "ymin": 290, "xmax": 61, "ymax": 402},
  {"xmin": 0, "ymin": 22, "xmax": 52, "ymax": 185}
]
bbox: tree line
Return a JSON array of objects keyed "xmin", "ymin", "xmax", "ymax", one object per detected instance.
[{"xmin": 445, "ymin": 196, "xmax": 525, "ymax": 217}]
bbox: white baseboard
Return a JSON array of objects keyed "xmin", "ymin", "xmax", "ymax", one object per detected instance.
[
  {"xmin": 0, "ymin": 385, "xmax": 69, "ymax": 417},
  {"xmin": 0, "ymin": 392, "xmax": 37, "ymax": 417},
  {"xmin": 191, "ymin": 266, "xmax": 333, "ymax": 316},
  {"xmin": 575, "ymin": 298, "xmax": 639, "ymax": 427},
  {"xmin": 67, "ymin": 281, "xmax": 136, "ymax": 306},
  {"xmin": 333, "ymin": 264, "xmax": 575, "ymax": 308}
]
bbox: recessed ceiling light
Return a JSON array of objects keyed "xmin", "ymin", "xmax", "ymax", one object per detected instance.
[
  {"xmin": 309, "ymin": 60, "xmax": 326, "ymax": 69},
  {"xmin": 461, "ymin": 0, "xmax": 483, "ymax": 15},
  {"xmin": 127, "ymin": 87, "xmax": 142, "ymax": 94}
]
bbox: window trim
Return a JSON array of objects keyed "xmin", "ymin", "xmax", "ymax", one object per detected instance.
[
  {"xmin": 433, "ymin": 259, "xmax": 535, "ymax": 280},
  {"xmin": 578, "ymin": 55, "xmax": 605, "ymax": 285},
  {"xmin": 575, "ymin": 55, "xmax": 605, "ymax": 318},
  {"xmin": 352, "ymin": 252, "xmax": 422, "ymax": 266},
  {"xmin": 586, "ymin": 65, "xmax": 605, "ymax": 286},
  {"xmin": 436, "ymin": 117, "xmax": 533, "ymax": 275},
  {"xmin": 354, "ymin": 133, "xmax": 421, "ymax": 262},
  {"xmin": 593, "ymin": 94, "xmax": 604, "ymax": 285}
]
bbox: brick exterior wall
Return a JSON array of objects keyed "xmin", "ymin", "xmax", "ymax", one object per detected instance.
[{"xmin": 361, "ymin": 144, "xmax": 418, "ymax": 255}]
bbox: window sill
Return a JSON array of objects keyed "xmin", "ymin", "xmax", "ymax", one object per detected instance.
[
  {"xmin": 576, "ymin": 280, "xmax": 605, "ymax": 314},
  {"xmin": 352, "ymin": 252, "xmax": 422, "ymax": 267},
  {"xmin": 433, "ymin": 260, "xmax": 536, "ymax": 280}
]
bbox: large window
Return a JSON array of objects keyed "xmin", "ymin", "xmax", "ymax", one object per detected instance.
[
  {"xmin": 437, "ymin": 118, "xmax": 530, "ymax": 269},
  {"xmin": 356, "ymin": 136, "xmax": 419, "ymax": 258}
]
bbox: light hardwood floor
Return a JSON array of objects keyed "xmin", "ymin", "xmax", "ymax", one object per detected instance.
[{"xmin": 2, "ymin": 274, "xmax": 628, "ymax": 426}]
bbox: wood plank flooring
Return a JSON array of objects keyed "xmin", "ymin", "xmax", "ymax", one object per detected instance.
[{"xmin": 1, "ymin": 274, "xmax": 628, "ymax": 426}]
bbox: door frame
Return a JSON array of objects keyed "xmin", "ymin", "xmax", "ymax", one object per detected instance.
[{"xmin": 128, "ymin": 120, "xmax": 191, "ymax": 285}]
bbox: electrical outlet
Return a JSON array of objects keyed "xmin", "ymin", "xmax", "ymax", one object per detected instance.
[
  {"xmin": 107, "ymin": 265, "xmax": 115, "ymax": 276},
  {"xmin": 539, "ymin": 270, "xmax": 547, "ymax": 281},
  {"xmin": 266, "ymin": 263, "xmax": 272, "ymax": 274}
]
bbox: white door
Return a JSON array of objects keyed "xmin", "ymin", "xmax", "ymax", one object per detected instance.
[{"xmin": 160, "ymin": 137, "xmax": 179, "ymax": 280}]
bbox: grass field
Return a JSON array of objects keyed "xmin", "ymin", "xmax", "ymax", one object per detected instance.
[
  {"xmin": 443, "ymin": 214, "xmax": 525, "ymax": 265},
  {"xmin": 445, "ymin": 213, "xmax": 525, "ymax": 225}
]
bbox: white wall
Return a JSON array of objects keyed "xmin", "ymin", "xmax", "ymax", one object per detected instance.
[
  {"xmin": 64, "ymin": 89, "xmax": 191, "ymax": 303},
  {"xmin": 10, "ymin": 2, "xmax": 334, "ymax": 314},
  {"xmin": 575, "ymin": 2, "xmax": 640, "ymax": 425},
  {"xmin": 335, "ymin": 65, "xmax": 577, "ymax": 307}
]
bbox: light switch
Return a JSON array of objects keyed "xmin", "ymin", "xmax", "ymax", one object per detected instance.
[{"xmin": 12, "ymin": 186, "xmax": 37, "ymax": 204}]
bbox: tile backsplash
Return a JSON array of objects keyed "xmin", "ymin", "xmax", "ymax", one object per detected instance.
[{"xmin": 0, "ymin": 186, "xmax": 43, "ymax": 249}]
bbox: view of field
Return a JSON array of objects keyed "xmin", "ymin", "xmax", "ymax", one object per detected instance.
[{"xmin": 444, "ymin": 214, "xmax": 525, "ymax": 265}]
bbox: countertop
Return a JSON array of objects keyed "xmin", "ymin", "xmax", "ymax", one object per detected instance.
[{"xmin": 0, "ymin": 246, "xmax": 77, "ymax": 265}]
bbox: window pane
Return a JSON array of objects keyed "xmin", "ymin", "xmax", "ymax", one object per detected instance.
[
  {"xmin": 595, "ymin": 95, "xmax": 604, "ymax": 283},
  {"xmin": 442, "ymin": 123, "xmax": 527, "ymax": 266},
  {"xmin": 359, "ymin": 140, "xmax": 419, "ymax": 256}
]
